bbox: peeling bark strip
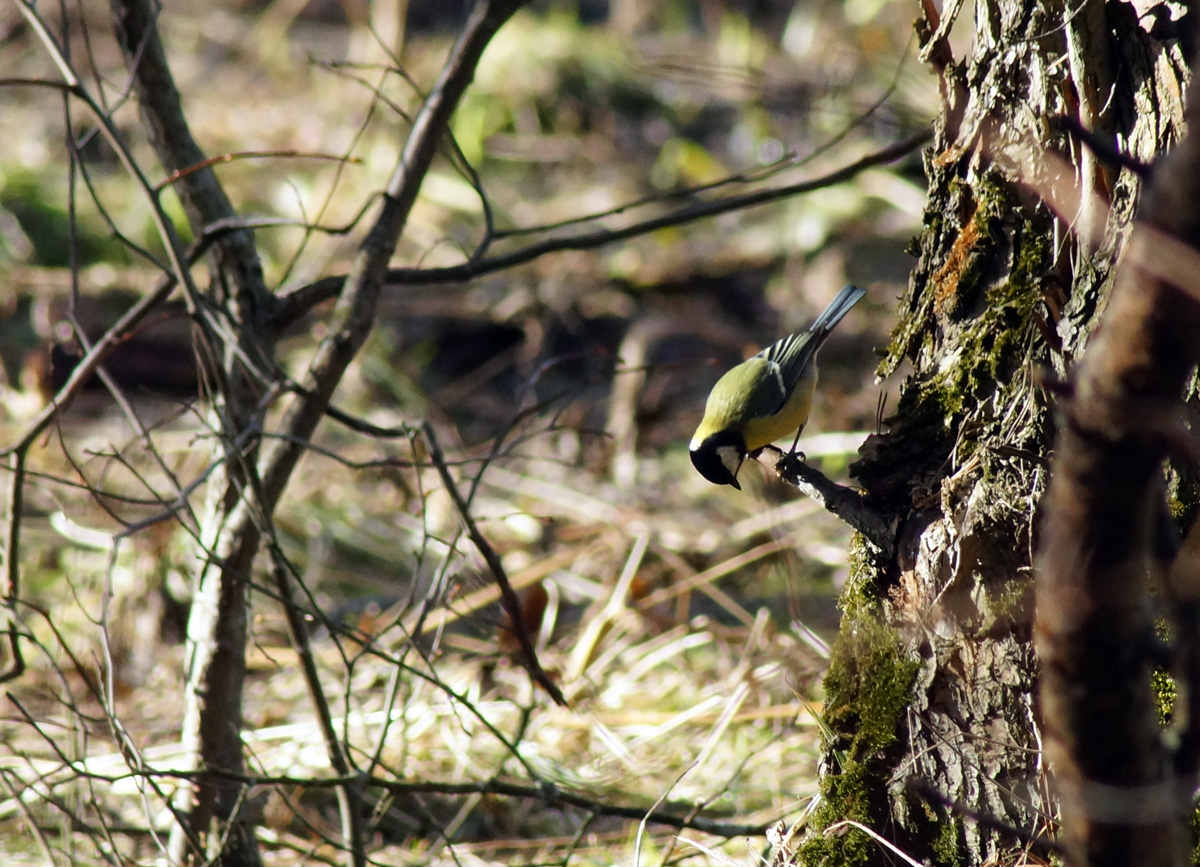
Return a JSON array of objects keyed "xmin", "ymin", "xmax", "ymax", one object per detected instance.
[{"xmin": 1036, "ymin": 72, "xmax": 1200, "ymax": 867}]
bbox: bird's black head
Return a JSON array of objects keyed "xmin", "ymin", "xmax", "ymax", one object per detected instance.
[{"xmin": 689, "ymin": 430, "xmax": 747, "ymax": 489}]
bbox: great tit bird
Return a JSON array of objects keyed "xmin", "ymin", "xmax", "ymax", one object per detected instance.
[{"xmin": 690, "ymin": 284, "xmax": 866, "ymax": 489}]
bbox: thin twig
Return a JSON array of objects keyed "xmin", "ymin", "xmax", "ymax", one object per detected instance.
[
  {"xmin": 145, "ymin": 765, "xmax": 773, "ymax": 838},
  {"xmin": 270, "ymin": 129, "xmax": 933, "ymax": 328},
  {"xmin": 268, "ymin": 547, "xmax": 367, "ymax": 867},
  {"xmin": 636, "ymin": 761, "xmax": 698, "ymax": 867},
  {"xmin": 250, "ymin": 0, "xmax": 531, "ymax": 527},
  {"xmin": 824, "ymin": 820, "xmax": 924, "ymax": 866},
  {"xmin": 0, "ymin": 453, "xmax": 26, "ymax": 684},
  {"xmin": 421, "ymin": 421, "xmax": 567, "ymax": 706},
  {"xmin": 0, "ymin": 767, "xmax": 57, "ymax": 867}
]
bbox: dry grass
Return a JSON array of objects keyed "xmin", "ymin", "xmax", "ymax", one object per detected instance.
[{"xmin": 0, "ymin": 0, "xmax": 928, "ymax": 863}]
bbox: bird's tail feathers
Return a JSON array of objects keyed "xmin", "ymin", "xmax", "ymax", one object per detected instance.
[{"xmin": 809, "ymin": 284, "xmax": 866, "ymax": 336}]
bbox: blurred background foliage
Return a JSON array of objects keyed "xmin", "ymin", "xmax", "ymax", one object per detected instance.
[
  {"xmin": 0, "ymin": 0, "xmax": 935, "ymax": 556},
  {"xmin": 0, "ymin": 0, "xmax": 937, "ymax": 862}
]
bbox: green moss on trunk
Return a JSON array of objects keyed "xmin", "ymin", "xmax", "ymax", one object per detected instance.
[{"xmin": 798, "ymin": 588, "xmax": 921, "ymax": 864}]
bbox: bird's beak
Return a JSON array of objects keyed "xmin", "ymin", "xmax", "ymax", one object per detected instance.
[{"xmin": 729, "ymin": 476, "xmax": 742, "ymax": 491}]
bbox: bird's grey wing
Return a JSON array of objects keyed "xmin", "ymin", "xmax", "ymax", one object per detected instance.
[
  {"xmin": 736, "ymin": 355, "xmax": 793, "ymax": 419},
  {"xmin": 756, "ymin": 332, "xmax": 818, "ymax": 400}
]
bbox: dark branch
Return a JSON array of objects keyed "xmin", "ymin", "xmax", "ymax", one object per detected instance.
[
  {"xmin": 757, "ymin": 448, "xmax": 896, "ymax": 555},
  {"xmin": 156, "ymin": 765, "xmax": 772, "ymax": 838},
  {"xmin": 271, "ymin": 129, "xmax": 932, "ymax": 329},
  {"xmin": 422, "ymin": 421, "xmax": 568, "ymax": 707}
]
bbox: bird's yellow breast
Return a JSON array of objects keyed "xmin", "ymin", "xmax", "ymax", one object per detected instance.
[{"xmin": 740, "ymin": 367, "xmax": 816, "ymax": 452}]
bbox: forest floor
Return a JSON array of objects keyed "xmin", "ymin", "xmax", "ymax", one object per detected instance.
[{"xmin": 0, "ymin": 1, "xmax": 931, "ymax": 864}]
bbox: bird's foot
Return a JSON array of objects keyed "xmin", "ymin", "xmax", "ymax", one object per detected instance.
[
  {"xmin": 753, "ymin": 444, "xmax": 808, "ymax": 476},
  {"xmin": 777, "ymin": 448, "xmax": 808, "ymax": 475}
]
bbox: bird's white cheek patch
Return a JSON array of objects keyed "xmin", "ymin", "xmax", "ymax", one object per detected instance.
[
  {"xmin": 689, "ymin": 435, "xmax": 703, "ymax": 450},
  {"xmin": 717, "ymin": 445, "xmax": 743, "ymax": 480}
]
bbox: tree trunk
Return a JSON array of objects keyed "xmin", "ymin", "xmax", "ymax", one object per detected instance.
[
  {"xmin": 797, "ymin": 0, "xmax": 1192, "ymax": 864},
  {"xmin": 109, "ymin": 2, "xmax": 273, "ymax": 863},
  {"xmin": 106, "ymin": 1, "xmax": 532, "ymax": 862}
]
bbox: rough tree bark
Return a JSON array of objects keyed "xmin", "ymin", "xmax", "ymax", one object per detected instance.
[{"xmin": 792, "ymin": 0, "xmax": 1193, "ymax": 864}]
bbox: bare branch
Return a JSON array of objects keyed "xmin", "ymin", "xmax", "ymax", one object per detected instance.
[
  {"xmin": 147, "ymin": 766, "xmax": 774, "ymax": 838},
  {"xmin": 108, "ymin": 0, "xmax": 270, "ymax": 321},
  {"xmin": 271, "ymin": 129, "xmax": 932, "ymax": 328},
  {"xmin": 421, "ymin": 422, "xmax": 567, "ymax": 707},
  {"xmin": 254, "ymin": 0, "xmax": 530, "ymax": 516},
  {"xmin": 267, "ymin": 548, "xmax": 366, "ymax": 867},
  {"xmin": 758, "ymin": 449, "xmax": 896, "ymax": 556}
]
